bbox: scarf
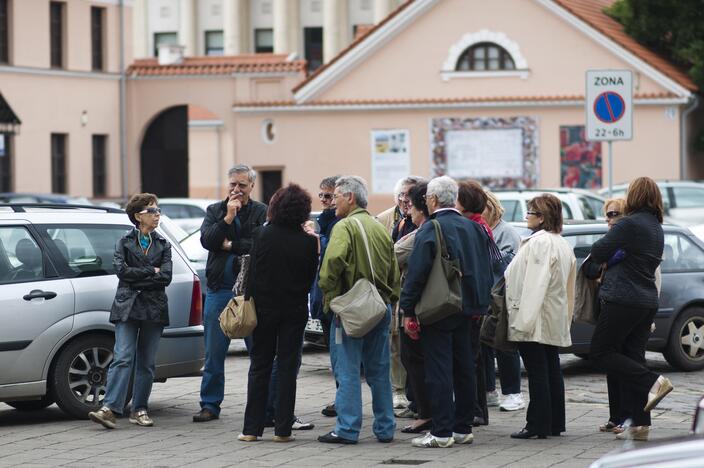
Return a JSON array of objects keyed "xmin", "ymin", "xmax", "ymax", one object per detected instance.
[{"xmin": 464, "ymin": 212, "xmax": 493, "ymax": 240}]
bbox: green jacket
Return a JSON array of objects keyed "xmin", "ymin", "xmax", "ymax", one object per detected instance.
[{"xmin": 319, "ymin": 208, "xmax": 401, "ymax": 312}]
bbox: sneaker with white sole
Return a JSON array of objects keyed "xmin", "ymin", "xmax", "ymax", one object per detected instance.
[
  {"xmin": 486, "ymin": 390, "xmax": 499, "ymax": 407},
  {"xmin": 452, "ymin": 432, "xmax": 474, "ymax": 444},
  {"xmin": 393, "ymin": 392, "xmax": 409, "ymax": 409},
  {"xmin": 500, "ymin": 393, "xmax": 526, "ymax": 412},
  {"xmin": 88, "ymin": 406, "xmax": 116, "ymax": 429},
  {"xmin": 411, "ymin": 432, "xmax": 455, "ymax": 448},
  {"xmin": 129, "ymin": 409, "xmax": 154, "ymax": 427},
  {"xmin": 292, "ymin": 417, "xmax": 315, "ymax": 430}
]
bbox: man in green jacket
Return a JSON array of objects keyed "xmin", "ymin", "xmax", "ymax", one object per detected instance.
[{"xmin": 317, "ymin": 176, "xmax": 401, "ymax": 444}]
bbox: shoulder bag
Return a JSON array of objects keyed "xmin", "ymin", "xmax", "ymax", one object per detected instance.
[
  {"xmin": 330, "ymin": 217, "xmax": 387, "ymax": 338},
  {"xmin": 219, "ymin": 295, "xmax": 257, "ymax": 339},
  {"xmin": 415, "ymin": 220, "xmax": 463, "ymax": 325}
]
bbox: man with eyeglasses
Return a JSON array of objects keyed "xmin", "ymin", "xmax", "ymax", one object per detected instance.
[{"xmin": 194, "ymin": 164, "xmax": 267, "ymax": 423}]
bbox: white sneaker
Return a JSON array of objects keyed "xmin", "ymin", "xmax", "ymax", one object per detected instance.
[
  {"xmin": 486, "ymin": 390, "xmax": 499, "ymax": 407},
  {"xmin": 500, "ymin": 393, "xmax": 526, "ymax": 412},
  {"xmin": 452, "ymin": 432, "xmax": 474, "ymax": 444},
  {"xmin": 393, "ymin": 392, "xmax": 409, "ymax": 409},
  {"xmin": 411, "ymin": 432, "xmax": 454, "ymax": 448}
]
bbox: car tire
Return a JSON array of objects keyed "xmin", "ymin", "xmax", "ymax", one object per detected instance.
[
  {"xmin": 5, "ymin": 395, "xmax": 55, "ymax": 411},
  {"xmin": 663, "ymin": 307, "xmax": 704, "ymax": 371},
  {"xmin": 50, "ymin": 334, "xmax": 119, "ymax": 419}
]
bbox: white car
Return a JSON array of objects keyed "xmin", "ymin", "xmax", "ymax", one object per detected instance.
[
  {"xmin": 495, "ymin": 189, "xmax": 605, "ymax": 223},
  {"xmin": 159, "ymin": 198, "xmax": 219, "ymax": 235},
  {"xmin": 599, "ymin": 181, "xmax": 704, "ymax": 227}
]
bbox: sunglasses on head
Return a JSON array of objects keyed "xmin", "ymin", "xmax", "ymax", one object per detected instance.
[
  {"xmin": 318, "ymin": 192, "xmax": 333, "ymax": 200},
  {"xmin": 139, "ymin": 207, "xmax": 161, "ymax": 215},
  {"xmin": 606, "ymin": 211, "xmax": 621, "ymax": 219}
]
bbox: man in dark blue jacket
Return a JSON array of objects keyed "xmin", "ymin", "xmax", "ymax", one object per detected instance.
[{"xmin": 399, "ymin": 176, "xmax": 492, "ymax": 448}]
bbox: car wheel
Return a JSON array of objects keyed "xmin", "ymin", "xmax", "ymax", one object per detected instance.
[
  {"xmin": 663, "ymin": 307, "xmax": 704, "ymax": 371},
  {"xmin": 50, "ymin": 334, "xmax": 116, "ymax": 419},
  {"xmin": 5, "ymin": 395, "xmax": 55, "ymax": 411}
]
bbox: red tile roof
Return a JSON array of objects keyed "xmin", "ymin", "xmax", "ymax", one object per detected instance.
[
  {"xmin": 128, "ymin": 54, "xmax": 306, "ymax": 77},
  {"xmin": 188, "ymin": 106, "xmax": 220, "ymax": 121},
  {"xmin": 234, "ymin": 92, "xmax": 680, "ymax": 109},
  {"xmin": 292, "ymin": 0, "xmax": 697, "ymax": 96}
]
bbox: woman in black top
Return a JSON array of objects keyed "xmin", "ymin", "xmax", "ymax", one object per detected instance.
[
  {"xmin": 239, "ymin": 184, "xmax": 319, "ymax": 442},
  {"xmin": 589, "ymin": 177, "xmax": 672, "ymax": 441},
  {"xmin": 89, "ymin": 193, "xmax": 172, "ymax": 429}
]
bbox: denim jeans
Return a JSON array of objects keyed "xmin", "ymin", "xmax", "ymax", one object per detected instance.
[
  {"xmin": 330, "ymin": 309, "xmax": 395, "ymax": 441},
  {"xmin": 103, "ymin": 320, "xmax": 163, "ymax": 414},
  {"xmin": 198, "ymin": 288, "xmax": 233, "ymax": 415}
]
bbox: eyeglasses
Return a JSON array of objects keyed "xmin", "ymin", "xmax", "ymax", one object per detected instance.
[
  {"xmin": 606, "ymin": 211, "xmax": 621, "ymax": 219},
  {"xmin": 139, "ymin": 207, "xmax": 161, "ymax": 215},
  {"xmin": 423, "ymin": 194, "xmax": 435, "ymax": 200},
  {"xmin": 318, "ymin": 192, "xmax": 334, "ymax": 201},
  {"xmin": 397, "ymin": 192, "xmax": 410, "ymax": 201},
  {"xmin": 525, "ymin": 211, "xmax": 542, "ymax": 216}
]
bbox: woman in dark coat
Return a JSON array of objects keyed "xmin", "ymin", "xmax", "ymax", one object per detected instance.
[
  {"xmin": 239, "ymin": 184, "xmax": 319, "ymax": 442},
  {"xmin": 589, "ymin": 177, "xmax": 672, "ymax": 442},
  {"xmin": 89, "ymin": 193, "xmax": 172, "ymax": 429}
]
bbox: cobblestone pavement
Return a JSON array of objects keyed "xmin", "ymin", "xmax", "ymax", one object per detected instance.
[{"xmin": 0, "ymin": 344, "xmax": 701, "ymax": 468}]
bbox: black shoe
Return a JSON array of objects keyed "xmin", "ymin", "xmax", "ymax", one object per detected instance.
[
  {"xmin": 401, "ymin": 420, "xmax": 433, "ymax": 434},
  {"xmin": 551, "ymin": 430, "xmax": 563, "ymax": 436},
  {"xmin": 377, "ymin": 437, "xmax": 393, "ymax": 443},
  {"xmin": 193, "ymin": 408, "xmax": 219, "ymax": 423},
  {"xmin": 318, "ymin": 431, "xmax": 357, "ymax": 444},
  {"xmin": 510, "ymin": 428, "xmax": 547, "ymax": 439},
  {"xmin": 321, "ymin": 403, "xmax": 337, "ymax": 417},
  {"xmin": 472, "ymin": 416, "xmax": 487, "ymax": 427}
]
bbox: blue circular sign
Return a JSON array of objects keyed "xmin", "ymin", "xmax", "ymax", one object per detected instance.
[{"xmin": 593, "ymin": 92, "xmax": 625, "ymax": 123}]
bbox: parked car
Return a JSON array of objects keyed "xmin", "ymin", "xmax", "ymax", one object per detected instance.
[
  {"xmin": 599, "ymin": 180, "xmax": 704, "ymax": 227},
  {"xmin": 0, "ymin": 203, "xmax": 204, "ymax": 418},
  {"xmin": 159, "ymin": 198, "xmax": 219, "ymax": 234},
  {"xmin": 494, "ymin": 188, "xmax": 605, "ymax": 223},
  {"xmin": 0, "ymin": 192, "xmax": 92, "ymax": 205},
  {"xmin": 590, "ymin": 396, "xmax": 704, "ymax": 467}
]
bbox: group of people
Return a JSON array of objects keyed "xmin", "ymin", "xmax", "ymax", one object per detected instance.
[{"xmin": 87, "ymin": 164, "xmax": 674, "ymax": 447}]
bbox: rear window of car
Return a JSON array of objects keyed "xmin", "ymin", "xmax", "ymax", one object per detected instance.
[
  {"xmin": 161, "ymin": 204, "xmax": 190, "ymax": 219},
  {"xmin": 562, "ymin": 232, "xmax": 605, "ymax": 259},
  {"xmin": 663, "ymin": 233, "xmax": 704, "ymax": 272},
  {"xmin": 41, "ymin": 225, "xmax": 131, "ymax": 277},
  {"xmin": 501, "ymin": 200, "xmax": 522, "ymax": 222},
  {"xmin": 0, "ymin": 227, "xmax": 45, "ymax": 283},
  {"xmin": 672, "ymin": 187, "xmax": 704, "ymax": 209}
]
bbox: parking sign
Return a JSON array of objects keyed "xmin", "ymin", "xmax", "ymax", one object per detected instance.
[{"xmin": 586, "ymin": 70, "xmax": 633, "ymax": 141}]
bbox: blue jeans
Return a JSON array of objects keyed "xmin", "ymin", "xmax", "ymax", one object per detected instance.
[
  {"xmin": 330, "ymin": 309, "xmax": 395, "ymax": 441},
  {"xmin": 199, "ymin": 288, "xmax": 233, "ymax": 415},
  {"xmin": 103, "ymin": 320, "xmax": 163, "ymax": 414}
]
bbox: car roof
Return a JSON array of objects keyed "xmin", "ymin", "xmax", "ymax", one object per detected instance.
[
  {"xmin": 513, "ymin": 220, "xmax": 691, "ymax": 234},
  {"xmin": 159, "ymin": 198, "xmax": 220, "ymax": 208},
  {"xmin": 494, "ymin": 188, "xmax": 604, "ymax": 199},
  {"xmin": 598, "ymin": 180, "xmax": 704, "ymax": 194}
]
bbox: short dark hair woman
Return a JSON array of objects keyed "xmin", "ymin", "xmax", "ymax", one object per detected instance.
[
  {"xmin": 504, "ymin": 193, "xmax": 576, "ymax": 439},
  {"xmin": 589, "ymin": 177, "xmax": 669, "ymax": 442},
  {"xmin": 239, "ymin": 184, "xmax": 319, "ymax": 442},
  {"xmin": 89, "ymin": 193, "xmax": 172, "ymax": 429}
]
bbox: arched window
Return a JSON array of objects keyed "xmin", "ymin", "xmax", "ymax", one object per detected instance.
[{"xmin": 456, "ymin": 42, "xmax": 515, "ymax": 71}]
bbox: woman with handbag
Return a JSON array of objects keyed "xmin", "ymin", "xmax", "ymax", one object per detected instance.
[
  {"xmin": 504, "ymin": 193, "xmax": 576, "ymax": 439},
  {"xmin": 239, "ymin": 184, "xmax": 319, "ymax": 442},
  {"xmin": 89, "ymin": 193, "xmax": 172, "ymax": 429},
  {"xmin": 395, "ymin": 182, "xmax": 432, "ymax": 434}
]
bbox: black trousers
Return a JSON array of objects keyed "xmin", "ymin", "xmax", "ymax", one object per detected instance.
[
  {"xmin": 517, "ymin": 342, "xmax": 565, "ymax": 436},
  {"xmin": 607, "ymin": 374, "xmax": 630, "ymax": 425},
  {"xmin": 470, "ymin": 320, "xmax": 488, "ymax": 424},
  {"xmin": 421, "ymin": 314, "xmax": 475, "ymax": 438},
  {"xmin": 590, "ymin": 300, "xmax": 658, "ymax": 426},
  {"xmin": 400, "ymin": 329, "xmax": 432, "ymax": 419},
  {"xmin": 243, "ymin": 305, "xmax": 308, "ymax": 437}
]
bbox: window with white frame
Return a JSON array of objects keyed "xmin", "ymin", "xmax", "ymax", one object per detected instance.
[{"xmin": 456, "ymin": 42, "xmax": 515, "ymax": 71}]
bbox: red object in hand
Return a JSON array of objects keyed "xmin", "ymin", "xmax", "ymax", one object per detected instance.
[{"xmin": 406, "ymin": 318, "xmax": 420, "ymax": 340}]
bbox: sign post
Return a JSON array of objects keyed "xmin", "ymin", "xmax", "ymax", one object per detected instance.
[{"xmin": 585, "ymin": 70, "xmax": 633, "ymax": 197}]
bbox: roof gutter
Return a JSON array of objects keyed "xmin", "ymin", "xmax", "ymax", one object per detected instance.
[{"xmin": 680, "ymin": 95, "xmax": 700, "ymax": 179}]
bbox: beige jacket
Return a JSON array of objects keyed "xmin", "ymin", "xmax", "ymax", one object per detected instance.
[
  {"xmin": 376, "ymin": 206, "xmax": 400, "ymax": 235},
  {"xmin": 505, "ymin": 230, "xmax": 577, "ymax": 347}
]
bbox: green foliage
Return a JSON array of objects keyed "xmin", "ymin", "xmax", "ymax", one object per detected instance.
[{"xmin": 606, "ymin": 0, "xmax": 704, "ymax": 90}]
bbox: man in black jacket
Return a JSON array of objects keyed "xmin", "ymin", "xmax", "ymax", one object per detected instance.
[{"xmin": 193, "ymin": 164, "xmax": 267, "ymax": 422}]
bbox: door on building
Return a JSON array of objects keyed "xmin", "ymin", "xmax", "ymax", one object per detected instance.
[
  {"xmin": 259, "ymin": 170, "xmax": 282, "ymax": 205},
  {"xmin": 140, "ymin": 106, "xmax": 188, "ymax": 198}
]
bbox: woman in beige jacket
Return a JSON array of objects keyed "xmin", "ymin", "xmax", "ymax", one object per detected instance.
[{"xmin": 504, "ymin": 194, "xmax": 576, "ymax": 439}]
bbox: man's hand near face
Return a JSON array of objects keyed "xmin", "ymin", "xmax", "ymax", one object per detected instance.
[{"xmin": 224, "ymin": 193, "xmax": 242, "ymax": 224}]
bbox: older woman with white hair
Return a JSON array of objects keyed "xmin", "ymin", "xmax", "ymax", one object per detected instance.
[{"xmin": 399, "ymin": 176, "xmax": 493, "ymax": 448}]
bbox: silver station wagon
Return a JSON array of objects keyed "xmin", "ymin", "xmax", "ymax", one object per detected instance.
[{"xmin": 0, "ymin": 204, "xmax": 204, "ymax": 418}]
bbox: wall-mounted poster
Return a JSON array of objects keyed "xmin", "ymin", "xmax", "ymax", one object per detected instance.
[
  {"xmin": 431, "ymin": 117, "xmax": 539, "ymax": 188},
  {"xmin": 371, "ymin": 129, "xmax": 410, "ymax": 193},
  {"xmin": 560, "ymin": 125, "xmax": 602, "ymax": 189}
]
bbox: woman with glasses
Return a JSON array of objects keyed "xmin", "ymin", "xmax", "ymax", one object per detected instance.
[
  {"xmin": 89, "ymin": 193, "xmax": 172, "ymax": 429},
  {"xmin": 504, "ymin": 194, "xmax": 576, "ymax": 439}
]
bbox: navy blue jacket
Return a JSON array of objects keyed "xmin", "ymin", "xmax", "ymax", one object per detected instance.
[
  {"xmin": 309, "ymin": 208, "xmax": 340, "ymax": 320},
  {"xmin": 400, "ymin": 209, "xmax": 492, "ymax": 317}
]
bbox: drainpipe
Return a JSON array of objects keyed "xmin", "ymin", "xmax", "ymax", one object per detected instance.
[
  {"xmin": 680, "ymin": 95, "xmax": 700, "ymax": 180},
  {"xmin": 119, "ymin": 0, "xmax": 128, "ymax": 199}
]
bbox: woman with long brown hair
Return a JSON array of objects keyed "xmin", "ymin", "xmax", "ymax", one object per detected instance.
[{"xmin": 589, "ymin": 177, "xmax": 671, "ymax": 441}]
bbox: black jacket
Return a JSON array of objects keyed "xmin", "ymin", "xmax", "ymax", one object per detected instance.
[
  {"xmin": 200, "ymin": 198, "xmax": 267, "ymax": 291},
  {"xmin": 590, "ymin": 209, "xmax": 663, "ymax": 309},
  {"xmin": 110, "ymin": 229, "xmax": 173, "ymax": 325},
  {"xmin": 400, "ymin": 209, "xmax": 492, "ymax": 317},
  {"xmin": 247, "ymin": 224, "xmax": 319, "ymax": 311}
]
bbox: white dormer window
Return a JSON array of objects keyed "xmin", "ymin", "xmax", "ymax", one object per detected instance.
[
  {"xmin": 442, "ymin": 30, "xmax": 529, "ymax": 81},
  {"xmin": 456, "ymin": 42, "xmax": 516, "ymax": 71}
]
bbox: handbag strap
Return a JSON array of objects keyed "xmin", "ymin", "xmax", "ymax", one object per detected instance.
[
  {"xmin": 351, "ymin": 216, "xmax": 376, "ymax": 284},
  {"xmin": 430, "ymin": 220, "xmax": 449, "ymax": 259}
]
